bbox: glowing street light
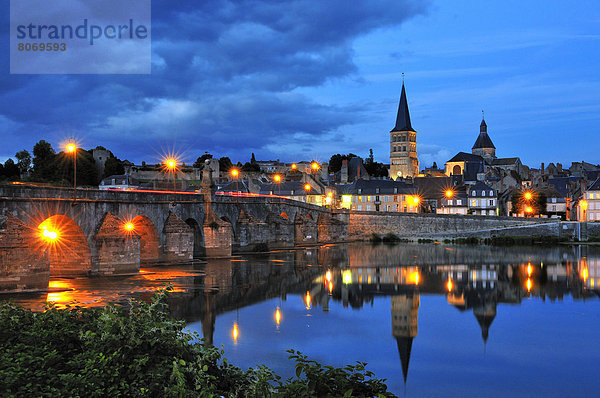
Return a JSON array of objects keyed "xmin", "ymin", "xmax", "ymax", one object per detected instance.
[
  {"xmin": 66, "ymin": 142, "xmax": 77, "ymax": 201},
  {"xmin": 445, "ymin": 189, "xmax": 454, "ymax": 198},
  {"xmin": 39, "ymin": 223, "xmax": 59, "ymax": 242},
  {"xmin": 273, "ymin": 174, "xmax": 281, "ymax": 183},
  {"xmin": 291, "ymin": 163, "xmax": 297, "ymax": 171},
  {"xmin": 524, "ymin": 191, "xmax": 532, "ymax": 200},
  {"xmin": 231, "ymin": 168, "xmax": 239, "ymax": 179},
  {"xmin": 311, "ymin": 162, "xmax": 320, "ymax": 171},
  {"xmin": 124, "ymin": 222, "xmax": 135, "ymax": 232},
  {"xmin": 526, "ymin": 206, "xmax": 533, "ymax": 215},
  {"xmin": 412, "ymin": 196, "xmax": 420, "ymax": 205},
  {"xmin": 304, "ymin": 183, "xmax": 311, "ymax": 192}
]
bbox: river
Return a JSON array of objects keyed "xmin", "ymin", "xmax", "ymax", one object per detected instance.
[{"xmin": 3, "ymin": 242, "xmax": 600, "ymax": 397}]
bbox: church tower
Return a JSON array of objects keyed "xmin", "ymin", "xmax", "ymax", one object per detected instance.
[
  {"xmin": 389, "ymin": 83, "xmax": 419, "ymax": 179},
  {"xmin": 472, "ymin": 116, "xmax": 496, "ymax": 159}
]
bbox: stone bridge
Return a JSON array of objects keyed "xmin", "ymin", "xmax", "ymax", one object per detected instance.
[
  {"xmin": 0, "ymin": 184, "xmax": 581, "ymax": 294},
  {"xmin": 0, "ymin": 185, "xmax": 348, "ymax": 292}
]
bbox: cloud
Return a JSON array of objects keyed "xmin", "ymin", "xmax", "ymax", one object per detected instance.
[{"xmin": 1, "ymin": 0, "xmax": 428, "ymax": 163}]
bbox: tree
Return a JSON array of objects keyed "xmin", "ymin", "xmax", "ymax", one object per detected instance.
[
  {"xmin": 193, "ymin": 153, "xmax": 213, "ymax": 168},
  {"xmin": 15, "ymin": 150, "xmax": 32, "ymax": 176},
  {"xmin": 511, "ymin": 191, "xmax": 547, "ymax": 216},
  {"xmin": 0, "ymin": 162, "xmax": 4, "ymax": 179},
  {"xmin": 219, "ymin": 157, "xmax": 233, "ymax": 172},
  {"xmin": 3, "ymin": 159, "xmax": 20, "ymax": 180},
  {"xmin": 363, "ymin": 149, "xmax": 388, "ymax": 178},
  {"xmin": 328, "ymin": 153, "xmax": 358, "ymax": 173},
  {"xmin": 241, "ymin": 162, "xmax": 260, "ymax": 172},
  {"xmin": 32, "ymin": 140, "xmax": 56, "ymax": 182},
  {"xmin": 102, "ymin": 156, "xmax": 125, "ymax": 179}
]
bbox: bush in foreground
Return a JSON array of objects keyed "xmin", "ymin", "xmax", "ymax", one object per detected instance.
[{"xmin": 0, "ymin": 289, "xmax": 396, "ymax": 397}]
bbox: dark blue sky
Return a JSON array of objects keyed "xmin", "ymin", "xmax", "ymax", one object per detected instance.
[{"xmin": 2, "ymin": 0, "xmax": 599, "ymax": 168}]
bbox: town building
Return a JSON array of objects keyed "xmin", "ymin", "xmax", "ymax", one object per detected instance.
[
  {"xmin": 580, "ymin": 177, "xmax": 600, "ymax": 222},
  {"xmin": 471, "ymin": 118, "xmax": 496, "ymax": 160},
  {"xmin": 445, "ymin": 152, "xmax": 485, "ymax": 182},
  {"xmin": 389, "ymin": 83, "xmax": 419, "ymax": 179},
  {"xmin": 338, "ymin": 179, "xmax": 418, "ymax": 212},
  {"xmin": 467, "ymin": 181, "xmax": 498, "ymax": 216},
  {"xmin": 99, "ymin": 175, "xmax": 140, "ymax": 190},
  {"xmin": 437, "ymin": 187, "xmax": 469, "ymax": 215}
]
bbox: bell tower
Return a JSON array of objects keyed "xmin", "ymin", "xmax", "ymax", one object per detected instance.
[{"xmin": 389, "ymin": 82, "xmax": 419, "ymax": 179}]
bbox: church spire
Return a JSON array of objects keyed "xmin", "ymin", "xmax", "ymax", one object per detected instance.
[{"xmin": 391, "ymin": 83, "xmax": 415, "ymax": 132}]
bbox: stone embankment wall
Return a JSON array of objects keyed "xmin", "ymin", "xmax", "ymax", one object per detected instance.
[{"xmin": 347, "ymin": 211, "xmax": 572, "ymax": 241}]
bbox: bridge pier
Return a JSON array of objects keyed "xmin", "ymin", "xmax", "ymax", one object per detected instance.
[
  {"xmin": 163, "ymin": 212, "xmax": 194, "ymax": 262},
  {"xmin": 203, "ymin": 214, "xmax": 233, "ymax": 257},
  {"xmin": 295, "ymin": 214, "xmax": 318, "ymax": 245},
  {"xmin": 0, "ymin": 215, "xmax": 49, "ymax": 293},
  {"xmin": 266, "ymin": 212, "xmax": 294, "ymax": 248},
  {"xmin": 92, "ymin": 213, "xmax": 140, "ymax": 274},
  {"xmin": 236, "ymin": 210, "xmax": 269, "ymax": 251}
]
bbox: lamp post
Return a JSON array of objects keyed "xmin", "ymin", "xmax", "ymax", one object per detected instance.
[
  {"xmin": 66, "ymin": 142, "xmax": 77, "ymax": 201},
  {"xmin": 165, "ymin": 158, "xmax": 177, "ymax": 191},
  {"xmin": 274, "ymin": 174, "xmax": 281, "ymax": 196}
]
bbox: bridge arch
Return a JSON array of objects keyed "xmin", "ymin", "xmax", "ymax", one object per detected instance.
[
  {"xmin": 37, "ymin": 214, "xmax": 92, "ymax": 276},
  {"xmin": 185, "ymin": 218, "xmax": 205, "ymax": 258},
  {"xmin": 132, "ymin": 215, "xmax": 161, "ymax": 263}
]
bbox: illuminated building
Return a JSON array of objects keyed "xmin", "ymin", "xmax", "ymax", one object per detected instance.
[
  {"xmin": 389, "ymin": 82, "xmax": 419, "ymax": 180},
  {"xmin": 471, "ymin": 117, "xmax": 496, "ymax": 160},
  {"xmin": 579, "ymin": 177, "xmax": 600, "ymax": 221},
  {"xmin": 467, "ymin": 181, "xmax": 498, "ymax": 216},
  {"xmin": 99, "ymin": 175, "xmax": 140, "ymax": 190},
  {"xmin": 337, "ymin": 179, "xmax": 419, "ymax": 213}
]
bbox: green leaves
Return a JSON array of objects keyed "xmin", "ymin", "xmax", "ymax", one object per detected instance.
[{"xmin": 0, "ymin": 290, "xmax": 397, "ymax": 397}]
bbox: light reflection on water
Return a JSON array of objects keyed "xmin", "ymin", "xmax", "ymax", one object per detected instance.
[{"xmin": 3, "ymin": 243, "xmax": 600, "ymax": 397}]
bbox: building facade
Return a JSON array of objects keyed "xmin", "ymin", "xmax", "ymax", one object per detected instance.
[
  {"xmin": 580, "ymin": 177, "xmax": 600, "ymax": 221},
  {"xmin": 468, "ymin": 181, "xmax": 498, "ymax": 216},
  {"xmin": 389, "ymin": 83, "xmax": 419, "ymax": 179}
]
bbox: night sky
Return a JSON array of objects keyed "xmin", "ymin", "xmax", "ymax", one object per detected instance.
[{"xmin": 2, "ymin": 0, "xmax": 599, "ymax": 168}]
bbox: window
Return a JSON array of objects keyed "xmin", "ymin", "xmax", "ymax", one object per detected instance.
[
  {"xmin": 471, "ymin": 191, "xmax": 476, "ymax": 196},
  {"xmin": 471, "ymin": 199, "xmax": 477, "ymax": 206},
  {"xmin": 367, "ymin": 196, "xmax": 371, "ymax": 202},
  {"xmin": 552, "ymin": 197, "xmax": 557, "ymax": 203},
  {"xmin": 489, "ymin": 190, "xmax": 493, "ymax": 196},
  {"xmin": 366, "ymin": 205, "xmax": 371, "ymax": 211},
  {"xmin": 457, "ymin": 199, "xmax": 462, "ymax": 205},
  {"xmin": 358, "ymin": 189, "xmax": 362, "ymax": 194},
  {"xmin": 489, "ymin": 199, "xmax": 494, "ymax": 206},
  {"xmin": 375, "ymin": 188, "xmax": 380, "ymax": 194},
  {"xmin": 394, "ymin": 188, "xmax": 398, "ymax": 194},
  {"xmin": 448, "ymin": 200, "xmax": 453, "ymax": 205},
  {"xmin": 482, "ymin": 191, "xmax": 486, "ymax": 197},
  {"xmin": 357, "ymin": 205, "xmax": 362, "ymax": 210}
]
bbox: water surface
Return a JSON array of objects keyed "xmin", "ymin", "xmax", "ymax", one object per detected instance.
[{"xmin": 3, "ymin": 243, "xmax": 600, "ymax": 397}]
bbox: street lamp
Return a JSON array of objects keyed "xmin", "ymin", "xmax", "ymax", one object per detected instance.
[
  {"xmin": 66, "ymin": 142, "xmax": 77, "ymax": 201},
  {"xmin": 164, "ymin": 157, "xmax": 178, "ymax": 190},
  {"xmin": 445, "ymin": 189, "xmax": 454, "ymax": 198},
  {"xmin": 311, "ymin": 162, "xmax": 320, "ymax": 172},
  {"xmin": 231, "ymin": 168, "xmax": 239, "ymax": 179},
  {"xmin": 273, "ymin": 174, "xmax": 281, "ymax": 195}
]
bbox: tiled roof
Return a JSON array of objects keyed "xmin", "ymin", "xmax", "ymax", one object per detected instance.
[
  {"xmin": 391, "ymin": 83, "xmax": 416, "ymax": 132},
  {"xmin": 588, "ymin": 177, "xmax": 600, "ymax": 191},
  {"xmin": 448, "ymin": 152, "xmax": 484, "ymax": 163}
]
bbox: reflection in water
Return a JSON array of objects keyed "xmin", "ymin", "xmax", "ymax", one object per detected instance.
[{"xmin": 3, "ymin": 243, "xmax": 600, "ymax": 396}]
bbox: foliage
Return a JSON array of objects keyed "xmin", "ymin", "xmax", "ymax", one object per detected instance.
[
  {"xmin": 219, "ymin": 156, "xmax": 233, "ymax": 172},
  {"xmin": 193, "ymin": 153, "xmax": 213, "ymax": 169},
  {"xmin": 510, "ymin": 191, "xmax": 547, "ymax": 216},
  {"xmin": 363, "ymin": 149, "xmax": 388, "ymax": 178},
  {"xmin": 0, "ymin": 289, "xmax": 396, "ymax": 397},
  {"xmin": 328, "ymin": 153, "xmax": 358, "ymax": 173},
  {"xmin": 241, "ymin": 162, "xmax": 260, "ymax": 172},
  {"xmin": 32, "ymin": 139, "xmax": 57, "ymax": 182},
  {"xmin": 15, "ymin": 149, "xmax": 32, "ymax": 175},
  {"xmin": 2, "ymin": 158, "xmax": 20, "ymax": 180}
]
